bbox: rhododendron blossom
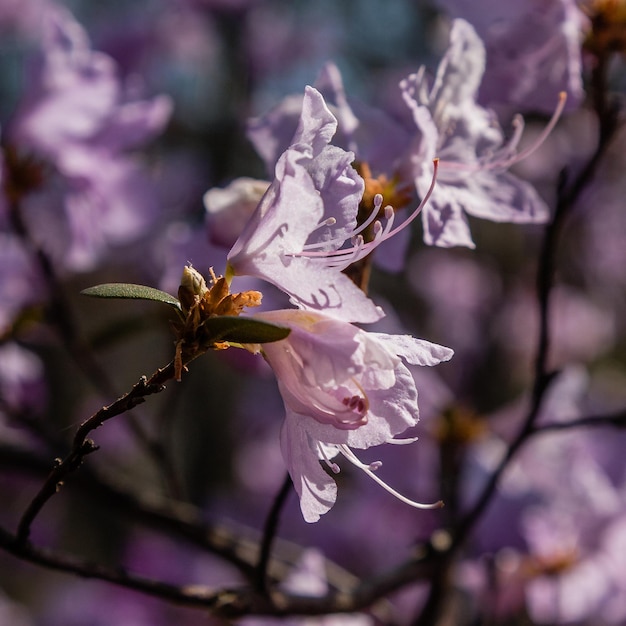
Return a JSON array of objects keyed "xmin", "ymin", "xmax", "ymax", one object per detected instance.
[
  {"xmin": 249, "ymin": 309, "xmax": 453, "ymax": 522},
  {"xmin": 226, "ymin": 86, "xmax": 437, "ymax": 324},
  {"xmin": 9, "ymin": 4, "xmax": 172, "ymax": 270},
  {"xmin": 400, "ymin": 18, "xmax": 566, "ymax": 248}
]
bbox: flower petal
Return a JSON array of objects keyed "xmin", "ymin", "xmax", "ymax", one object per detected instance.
[{"xmin": 280, "ymin": 415, "xmax": 337, "ymax": 523}]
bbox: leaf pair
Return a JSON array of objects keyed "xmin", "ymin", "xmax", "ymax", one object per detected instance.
[{"xmin": 81, "ymin": 283, "xmax": 290, "ymax": 344}]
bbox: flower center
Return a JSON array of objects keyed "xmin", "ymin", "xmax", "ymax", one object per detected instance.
[
  {"xmin": 289, "ymin": 159, "xmax": 439, "ymax": 271},
  {"xmin": 342, "ymin": 394, "xmax": 367, "ymax": 415}
]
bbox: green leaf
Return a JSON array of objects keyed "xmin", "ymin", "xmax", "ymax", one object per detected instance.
[
  {"xmin": 81, "ymin": 283, "xmax": 181, "ymax": 310},
  {"xmin": 204, "ymin": 316, "xmax": 290, "ymax": 344}
]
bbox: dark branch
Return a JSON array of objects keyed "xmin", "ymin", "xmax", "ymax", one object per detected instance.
[
  {"xmin": 531, "ymin": 410, "xmax": 626, "ymax": 435},
  {"xmin": 16, "ymin": 364, "xmax": 177, "ymax": 544},
  {"xmin": 256, "ymin": 472, "xmax": 292, "ymax": 593},
  {"xmin": 451, "ymin": 103, "xmax": 622, "ymax": 551},
  {"xmin": 0, "ymin": 519, "xmax": 442, "ymax": 619}
]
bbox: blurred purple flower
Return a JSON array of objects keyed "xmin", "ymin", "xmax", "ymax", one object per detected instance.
[
  {"xmin": 9, "ymin": 3, "xmax": 172, "ymax": 271},
  {"xmin": 400, "ymin": 19, "xmax": 563, "ymax": 248},
  {"xmin": 436, "ymin": 0, "xmax": 586, "ymax": 113},
  {"xmin": 0, "ymin": 0, "xmax": 50, "ymax": 35},
  {"xmin": 460, "ymin": 367, "xmax": 626, "ymax": 623},
  {"xmin": 0, "ymin": 343, "xmax": 46, "ymax": 418},
  {"xmin": 240, "ymin": 549, "xmax": 374, "ymax": 625},
  {"xmin": 0, "ymin": 233, "xmax": 45, "ymax": 335},
  {"xmin": 250, "ymin": 308, "xmax": 452, "ymax": 522}
]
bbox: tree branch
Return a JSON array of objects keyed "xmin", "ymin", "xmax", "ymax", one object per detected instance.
[
  {"xmin": 16, "ymin": 363, "xmax": 178, "ymax": 544},
  {"xmin": 531, "ymin": 410, "xmax": 626, "ymax": 435},
  {"xmin": 451, "ymin": 104, "xmax": 622, "ymax": 553},
  {"xmin": 0, "ymin": 518, "xmax": 442, "ymax": 619},
  {"xmin": 256, "ymin": 472, "xmax": 292, "ymax": 593}
]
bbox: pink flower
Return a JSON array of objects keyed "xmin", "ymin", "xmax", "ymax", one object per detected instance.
[
  {"xmin": 9, "ymin": 4, "xmax": 172, "ymax": 270},
  {"xmin": 400, "ymin": 19, "xmax": 566, "ymax": 248},
  {"xmin": 226, "ymin": 86, "xmax": 381, "ymax": 323},
  {"xmin": 250, "ymin": 309, "xmax": 453, "ymax": 522},
  {"xmin": 226, "ymin": 86, "xmax": 437, "ymax": 324}
]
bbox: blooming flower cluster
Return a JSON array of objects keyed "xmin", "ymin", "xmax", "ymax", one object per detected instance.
[
  {"xmin": 203, "ymin": 18, "xmax": 572, "ymax": 521},
  {"xmin": 220, "ymin": 85, "xmax": 452, "ymax": 521},
  {"xmin": 3, "ymin": 1, "xmax": 626, "ymax": 624}
]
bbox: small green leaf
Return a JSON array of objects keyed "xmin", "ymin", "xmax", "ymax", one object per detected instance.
[
  {"xmin": 204, "ymin": 316, "xmax": 290, "ymax": 344},
  {"xmin": 81, "ymin": 283, "xmax": 181, "ymax": 310}
]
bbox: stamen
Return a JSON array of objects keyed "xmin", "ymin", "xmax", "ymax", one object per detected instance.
[
  {"xmin": 342, "ymin": 394, "xmax": 367, "ymax": 414},
  {"xmin": 323, "ymin": 234, "xmax": 364, "ymax": 269},
  {"xmin": 300, "ymin": 194, "xmax": 383, "ymax": 252},
  {"xmin": 386, "ymin": 436, "xmax": 419, "ymax": 445},
  {"xmin": 292, "ymin": 159, "xmax": 438, "ymax": 271},
  {"xmin": 442, "ymin": 92, "xmax": 567, "ymax": 174},
  {"xmin": 499, "ymin": 92, "xmax": 567, "ymax": 168},
  {"xmin": 309, "ymin": 217, "xmax": 337, "ymax": 234},
  {"xmin": 338, "ymin": 444, "xmax": 444, "ymax": 510},
  {"xmin": 318, "ymin": 443, "xmax": 341, "ymax": 474},
  {"xmin": 338, "ymin": 445, "xmax": 382, "ymax": 471}
]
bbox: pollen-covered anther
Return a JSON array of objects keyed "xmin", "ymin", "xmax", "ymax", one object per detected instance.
[{"xmin": 342, "ymin": 394, "xmax": 368, "ymax": 415}]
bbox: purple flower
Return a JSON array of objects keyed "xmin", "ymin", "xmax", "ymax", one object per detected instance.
[
  {"xmin": 435, "ymin": 0, "xmax": 586, "ymax": 114},
  {"xmin": 461, "ymin": 368, "xmax": 626, "ymax": 624},
  {"xmin": 400, "ymin": 19, "xmax": 565, "ymax": 248},
  {"xmin": 246, "ymin": 34, "xmax": 562, "ymax": 253},
  {"xmin": 249, "ymin": 309, "xmax": 453, "ymax": 522},
  {"xmin": 246, "ymin": 62, "xmax": 410, "ymax": 181},
  {"xmin": 226, "ymin": 87, "xmax": 381, "ymax": 323},
  {"xmin": 0, "ymin": 233, "xmax": 44, "ymax": 334},
  {"xmin": 226, "ymin": 86, "xmax": 437, "ymax": 323},
  {"xmin": 240, "ymin": 549, "xmax": 374, "ymax": 625},
  {"xmin": 9, "ymin": 3, "xmax": 172, "ymax": 271}
]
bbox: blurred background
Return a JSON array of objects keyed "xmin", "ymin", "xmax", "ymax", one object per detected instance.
[{"xmin": 1, "ymin": 0, "xmax": 626, "ymax": 624}]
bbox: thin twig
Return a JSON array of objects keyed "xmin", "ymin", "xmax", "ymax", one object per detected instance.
[
  {"xmin": 256, "ymin": 472, "xmax": 292, "ymax": 594},
  {"xmin": 5, "ymin": 183, "xmax": 184, "ymax": 498},
  {"xmin": 0, "ymin": 519, "xmax": 438, "ymax": 618},
  {"xmin": 451, "ymin": 97, "xmax": 621, "ymax": 553},
  {"xmin": 16, "ymin": 362, "xmax": 179, "ymax": 544},
  {"xmin": 531, "ymin": 410, "xmax": 626, "ymax": 435}
]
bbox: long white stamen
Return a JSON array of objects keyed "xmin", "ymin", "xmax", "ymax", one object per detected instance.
[
  {"xmin": 300, "ymin": 194, "xmax": 384, "ymax": 252},
  {"xmin": 441, "ymin": 92, "xmax": 566, "ymax": 174},
  {"xmin": 496, "ymin": 92, "xmax": 566, "ymax": 169},
  {"xmin": 379, "ymin": 158, "xmax": 438, "ymax": 241},
  {"xmin": 338, "ymin": 445, "xmax": 443, "ymax": 510},
  {"xmin": 310, "ymin": 217, "xmax": 337, "ymax": 233},
  {"xmin": 292, "ymin": 159, "xmax": 439, "ymax": 271},
  {"xmin": 324, "ymin": 235, "xmax": 365, "ymax": 269},
  {"xmin": 318, "ymin": 443, "xmax": 341, "ymax": 474}
]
